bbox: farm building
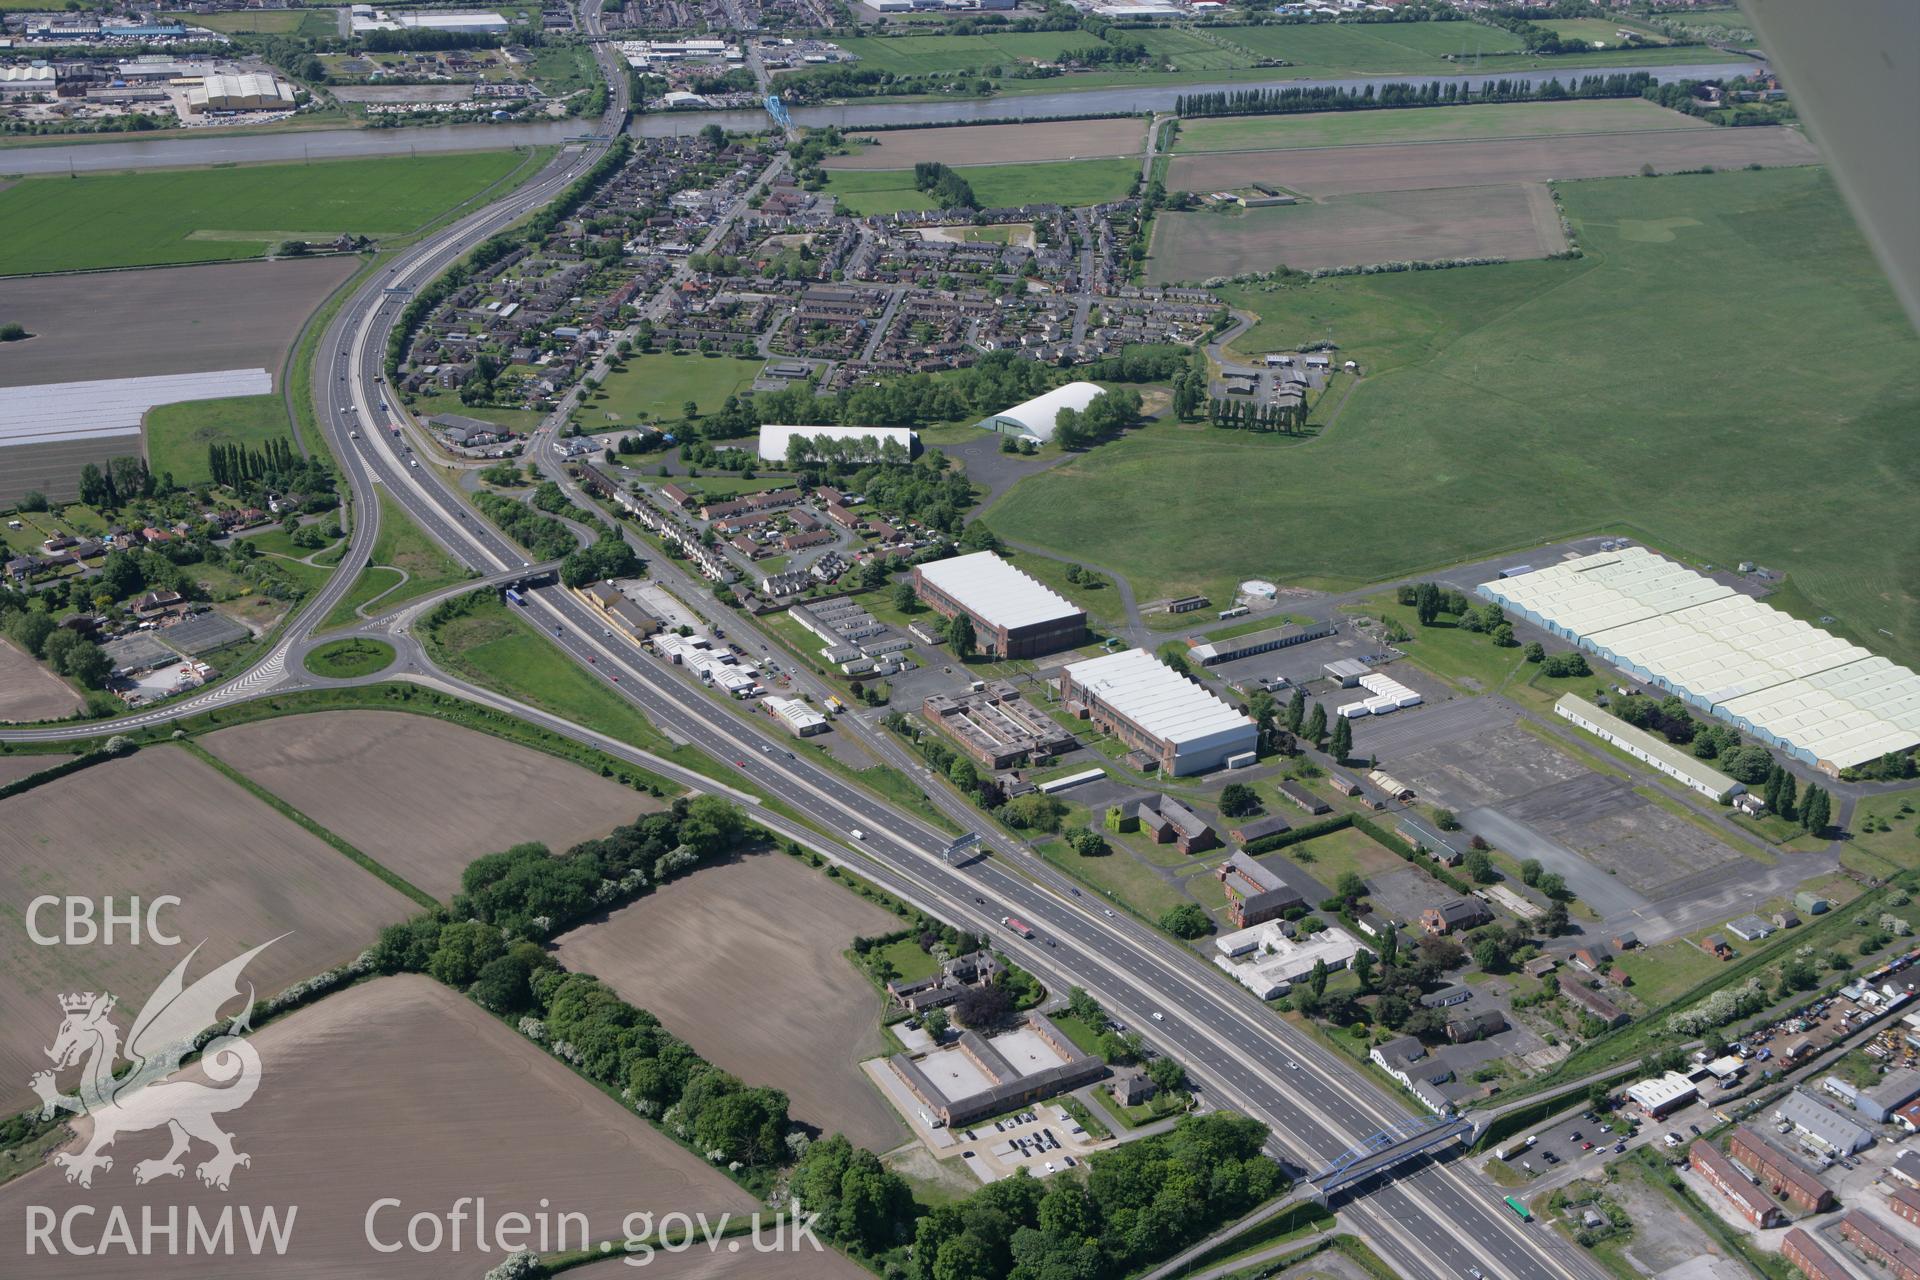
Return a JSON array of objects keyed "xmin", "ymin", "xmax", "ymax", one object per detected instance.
[
  {"xmin": 976, "ymin": 381, "xmax": 1104, "ymax": 444},
  {"xmin": 187, "ymin": 73, "xmax": 295, "ymax": 112},
  {"xmin": 757, "ymin": 424, "xmax": 917, "ymax": 462},
  {"xmin": 1059, "ymin": 648, "xmax": 1257, "ymax": 776},
  {"xmin": 912, "ymin": 552, "xmax": 1086, "ymax": 659},
  {"xmin": 1479, "ymin": 548, "xmax": 1920, "ymax": 774},
  {"xmin": 1555, "ymin": 694, "xmax": 1742, "ymax": 800}
]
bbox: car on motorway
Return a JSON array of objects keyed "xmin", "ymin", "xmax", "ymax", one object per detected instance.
[
  {"xmin": 1151, "ymin": 1011, "xmax": 1164, "ymax": 1022},
  {"xmin": 850, "ymin": 829, "xmax": 866, "ymax": 841}
]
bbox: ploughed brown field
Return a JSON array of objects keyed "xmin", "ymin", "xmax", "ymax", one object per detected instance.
[
  {"xmin": 824, "ymin": 117, "xmax": 1146, "ymax": 169},
  {"xmin": 0, "ymin": 257, "xmax": 358, "ymax": 389},
  {"xmin": 1165, "ymin": 125, "xmax": 1819, "ymax": 198},
  {"xmin": 202, "ymin": 709, "xmax": 654, "ymax": 900},
  {"xmin": 555, "ymin": 852, "xmax": 908, "ymax": 1153},
  {"xmin": 571, "ymin": 1241, "xmax": 872, "ymax": 1278},
  {"xmin": 0, "ymin": 752, "xmax": 69, "ymax": 787},
  {"xmin": 0, "ymin": 746, "xmax": 418, "ymax": 1114},
  {"xmin": 1150, "ymin": 183, "xmax": 1566, "ymax": 281},
  {"xmin": 0, "ymin": 976, "xmax": 755, "ymax": 1277},
  {"xmin": 0, "ymin": 639, "xmax": 84, "ymax": 724}
]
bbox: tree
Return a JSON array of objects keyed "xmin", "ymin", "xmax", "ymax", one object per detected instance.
[
  {"xmin": 1379, "ymin": 925, "xmax": 1399, "ymax": 969},
  {"xmin": 1335, "ymin": 871, "xmax": 1367, "ymax": 904},
  {"xmin": 1218, "ymin": 783, "xmax": 1259, "ymax": 817},
  {"xmin": 1800, "ymin": 785, "xmax": 1832, "ymax": 836},
  {"xmin": 1524, "ymin": 641, "xmax": 1545, "ymax": 663},
  {"xmin": 1286, "ymin": 687, "xmax": 1306, "ymax": 733},
  {"xmin": 953, "ymin": 982, "xmax": 1014, "ymax": 1031},
  {"xmin": 891, "ymin": 581, "xmax": 918, "ymax": 614},
  {"xmin": 1541, "ymin": 901, "xmax": 1570, "ymax": 937},
  {"xmin": 1519, "ymin": 858, "xmax": 1543, "ymax": 887},
  {"xmin": 1064, "ymin": 826, "xmax": 1110, "ymax": 857},
  {"xmin": 61, "ymin": 640, "xmax": 111, "ymax": 689},
  {"xmin": 1330, "ymin": 715, "xmax": 1352, "ymax": 762},
  {"xmin": 947, "ymin": 610, "xmax": 976, "ymax": 660},
  {"xmin": 1305, "ymin": 703, "xmax": 1327, "ymax": 744},
  {"xmin": 1146, "ymin": 1057, "xmax": 1187, "ymax": 1093},
  {"xmin": 1159, "ymin": 903, "xmax": 1213, "ymax": 939},
  {"xmin": 1463, "ymin": 849, "xmax": 1497, "ymax": 885},
  {"xmin": 1352, "ymin": 948, "xmax": 1375, "ymax": 992},
  {"xmin": 1306, "ymin": 957, "xmax": 1329, "ymax": 1001},
  {"xmin": 922, "ymin": 1008, "xmax": 950, "ymax": 1040},
  {"xmin": 1067, "ymin": 986, "xmax": 1104, "ymax": 1028}
]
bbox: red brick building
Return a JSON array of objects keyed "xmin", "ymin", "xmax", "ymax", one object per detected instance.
[
  {"xmin": 913, "ymin": 551, "xmax": 1087, "ymax": 660},
  {"xmin": 1781, "ymin": 1227, "xmax": 1849, "ymax": 1280},
  {"xmin": 1689, "ymin": 1141, "xmax": 1782, "ymax": 1228},
  {"xmin": 1727, "ymin": 1127, "xmax": 1835, "ymax": 1214},
  {"xmin": 1841, "ymin": 1212, "xmax": 1920, "ymax": 1280}
]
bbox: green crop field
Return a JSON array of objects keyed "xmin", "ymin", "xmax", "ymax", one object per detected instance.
[
  {"xmin": 1131, "ymin": 27, "xmax": 1259, "ymax": 71},
  {"xmin": 0, "ymin": 150, "xmax": 530, "ymax": 275},
  {"xmin": 1171, "ymin": 99, "xmax": 1705, "ymax": 153},
  {"xmin": 587, "ymin": 353, "xmax": 764, "ymax": 424},
  {"xmin": 987, "ymin": 167, "xmax": 1920, "ymax": 667},
  {"xmin": 823, "ymin": 158, "xmax": 1137, "ymax": 215},
  {"xmin": 828, "ymin": 31, "xmax": 1095, "ymax": 76},
  {"xmin": 144, "ymin": 395, "xmax": 292, "ymax": 488}
]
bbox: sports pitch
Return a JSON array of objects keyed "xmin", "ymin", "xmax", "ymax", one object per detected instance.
[{"xmin": 989, "ymin": 167, "xmax": 1920, "ymax": 666}]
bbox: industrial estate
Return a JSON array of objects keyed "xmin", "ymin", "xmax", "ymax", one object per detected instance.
[{"xmin": 1, "ymin": 1, "xmax": 1916, "ymax": 1279}]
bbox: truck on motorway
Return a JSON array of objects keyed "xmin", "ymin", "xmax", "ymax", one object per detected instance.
[
  {"xmin": 1503, "ymin": 1195, "xmax": 1532, "ymax": 1223},
  {"xmin": 1002, "ymin": 916, "xmax": 1034, "ymax": 939},
  {"xmin": 505, "ymin": 588, "xmax": 526, "ymax": 606}
]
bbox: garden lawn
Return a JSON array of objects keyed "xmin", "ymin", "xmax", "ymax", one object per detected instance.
[
  {"xmin": 144, "ymin": 395, "xmax": 292, "ymax": 488},
  {"xmin": 823, "ymin": 159, "xmax": 1138, "ymax": 216},
  {"xmin": 987, "ymin": 168, "xmax": 1920, "ymax": 667},
  {"xmin": 0, "ymin": 150, "xmax": 530, "ymax": 274}
]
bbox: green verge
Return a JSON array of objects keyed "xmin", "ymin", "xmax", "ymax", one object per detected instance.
[
  {"xmin": 179, "ymin": 739, "xmax": 436, "ymax": 908},
  {"xmin": 322, "ymin": 488, "xmax": 476, "ymax": 629}
]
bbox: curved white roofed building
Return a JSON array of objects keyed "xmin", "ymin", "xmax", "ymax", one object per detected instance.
[
  {"xmin": 1060, "ymin": 648, "xmax": 1257, "ymax": 776},
  {"xmin": 977, "ymin": 381, "xmax": 1104, "ymax": 443}
]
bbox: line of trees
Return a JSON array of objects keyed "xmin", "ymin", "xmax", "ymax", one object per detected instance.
[
  {"xmin": 206, "ymin": 438, "xmax": 299, "ymax": 489},
  {"xmin": 1207, "ymin": 396, "xmax": 1307, "ymax": 434},
  {"xmin": 1176, "ymin": 70, "xmax": 1655, "ymax": 118},
  {"xmin": 75, "ymin": 456, "xmax": 156, "ymax": 510}
]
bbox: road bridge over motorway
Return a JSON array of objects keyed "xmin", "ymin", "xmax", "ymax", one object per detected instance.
[{"xmin": 1309, "ymin": 1114, "xmax": 1476, "ymax": 1201}]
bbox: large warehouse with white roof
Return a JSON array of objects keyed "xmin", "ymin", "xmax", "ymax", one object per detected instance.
[
  {"xmin": 1479, "ymin": 547, "xmax": 1920, "ymax": 775},
  {"xmin": 1060, "ymin": 647, "xmax": 1257, "ymax": 776},
  {"xmin": 911, "ymin": 551, "xmax": 1087, "ymax": 659},
  {"xmin": 976, "ymin": 382, "xmax": 1104, "ymax": 444}
]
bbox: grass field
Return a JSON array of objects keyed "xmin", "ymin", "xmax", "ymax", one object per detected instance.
[
  {"xmin": 161, "ymin": 7, "xmax": 336, "ymax": 34},
  {"xmin": 1220, "ymin": 20, "xmax": 1529, "ymax": 70},
  {"xmin": 1170, "ymin": 99, "xmax": 1705, "ymax": 153},
  {"xmin": 0, "ymin": 150, "xmax": 529, "ymax": 275},
  {"xmin": 989, "ymin": 167, "xmax": 1920, "ymax": 666},
  {"xmin": 823, "ymin": 158, "xmax": 1138, "ymax": 215},
  {"xmin": 828, "ymin": 31, "xmax": 1095, "ymax": 76},
  {"xmin": 144, "ymin": 394, "xmax": 292, "ymax": 488},
  {"xmin": 321, "ymin": 489, "xmax": 472, "ymax": 628},
  {"xmin": 303, "ymin": 637, "xmax": 395, "ymax": 678},
  {"xmin": 588, "ymin": 353, "xmax": 763, "ymax": 425},
  {"xmin": 1536, "ymin": 18, "xmax": 1665, "ymax": 48}
]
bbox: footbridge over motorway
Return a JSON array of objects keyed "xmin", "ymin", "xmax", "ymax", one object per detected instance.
[{"xmin": 1307, "ymin": 1114, "xmax": 1475, "ymax": 1201}]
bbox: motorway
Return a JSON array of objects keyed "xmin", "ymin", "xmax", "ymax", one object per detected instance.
[{"xmin": 0, "ymin": 19, "xmax": 1615, "ymax": 1280}]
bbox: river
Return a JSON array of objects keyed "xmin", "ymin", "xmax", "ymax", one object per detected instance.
[{"xmin": 0, "ymin": 61, "xmax": 1760, "ymax": 175}]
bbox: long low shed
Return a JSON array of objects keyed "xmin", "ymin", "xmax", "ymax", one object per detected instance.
[{"xmin": 1481, "ymin": 548, "xmax": 1920, "ymax": 774}]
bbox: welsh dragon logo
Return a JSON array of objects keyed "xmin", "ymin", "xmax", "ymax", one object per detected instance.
[{"xmin": 29, "ymin": 939, "xmax": 279, "ymax": 1191}]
